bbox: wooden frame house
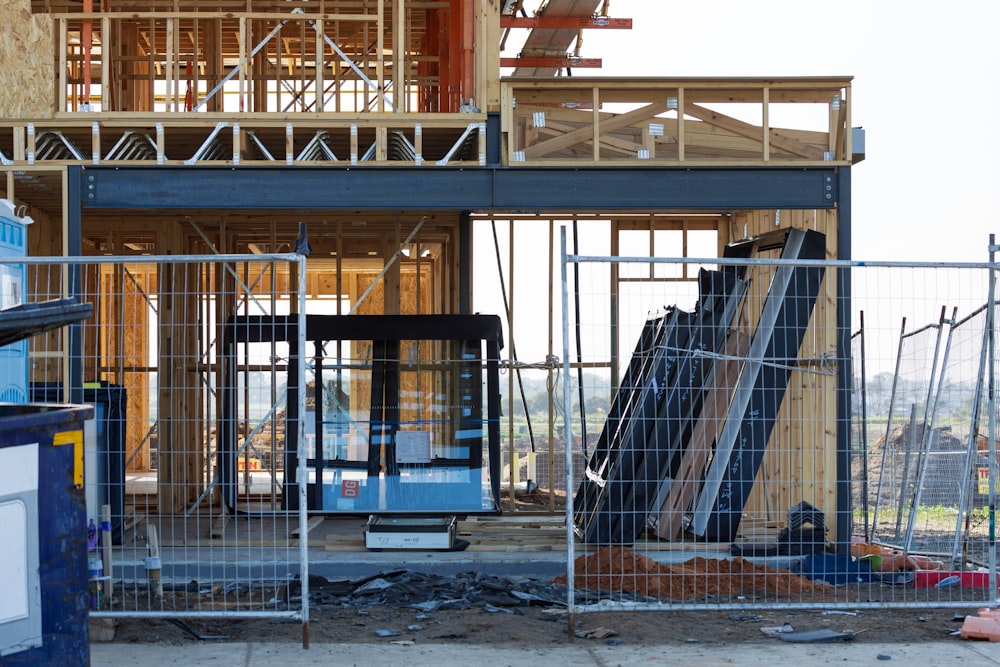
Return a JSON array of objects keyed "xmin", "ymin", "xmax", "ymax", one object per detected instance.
[{"xmin": 0, "ymin": 0, "xmax": 862, "ymax": 546}]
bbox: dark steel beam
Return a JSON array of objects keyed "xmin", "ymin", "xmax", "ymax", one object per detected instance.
[
  {"xmin": 77, "ymin": 166, "xmax": 839, "ymax": 211},
  {"xmin": 836, "ymin": 165, "xmax": 853, "ymax": 554}
]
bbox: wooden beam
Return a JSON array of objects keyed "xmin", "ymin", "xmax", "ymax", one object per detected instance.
[
  {"xmin": 523, "ymin": 100, "xmax": 665, "ymax": 159},
  {"xmin": 683, "ymin": 102, "xmax": 826, "ymax": 161}
]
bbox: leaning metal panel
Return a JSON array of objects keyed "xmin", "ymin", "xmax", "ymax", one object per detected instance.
[
  {"xmin": 562, "ymin": 235, "xmax": 1000, "ymax": 613},
  {"xmin": 1, "ymin": 254, "xmax": 310, "ymax": 630}
]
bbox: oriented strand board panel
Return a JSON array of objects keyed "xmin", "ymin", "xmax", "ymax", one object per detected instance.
[{"xmin": 1, "ymin": 1, "xmax": 55, "ymax": 117}]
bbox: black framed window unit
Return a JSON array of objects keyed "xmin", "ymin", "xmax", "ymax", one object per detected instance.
[{"xmin": 220, "ymin": 314, "xmax": 503, "ymax": 515}]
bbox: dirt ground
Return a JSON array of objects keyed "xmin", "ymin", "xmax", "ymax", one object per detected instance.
[
  {"xmin": 103, "ymin": 547, "xmax": 988, "ymax": 649},
  {"xmin": 107, "ymin": 603, "xmax": 978, "ymax": 648},
  {"xmin": 100, "ymin": 495, "xmax": 994, "ymax": 649}
]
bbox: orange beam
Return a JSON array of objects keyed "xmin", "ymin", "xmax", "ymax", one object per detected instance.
[
  {"xmin": 500, "ymin": 57, "xmax": 602, "ymax": 68},
  {"xmin": 500, "ymin": 16, "xmax": 632, "ymax": 29},
  {"xmin": 462, "ymin": 0, "xmax": 475, "ymax": 108},
  {"xmin": 82, "ymin": 0, "xmax": 93, "ymax": 105}
]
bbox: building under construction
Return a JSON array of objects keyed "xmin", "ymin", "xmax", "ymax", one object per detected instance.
[{"xmin": 0, "ymin": 0, "xmax": 861, "ymax": 564}]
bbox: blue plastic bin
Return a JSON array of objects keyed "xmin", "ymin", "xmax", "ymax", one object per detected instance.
[{"xmin": 0, "ymin": 205, "xmax": 29, "ymax": 403}]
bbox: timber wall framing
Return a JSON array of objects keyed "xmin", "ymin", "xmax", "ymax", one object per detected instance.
[{"xmin": 1, "ymin": 1, "xmax": 858, "ymax": 541}]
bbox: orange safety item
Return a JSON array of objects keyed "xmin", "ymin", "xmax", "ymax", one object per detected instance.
[
  {"xmin": 849, "ymin": 543, "xmax": 943, "ymax": 572},
  {"xmin": 876, "ymin": 553, "xmax": 943, "ymax": 572},
  {"xmin": 850, "ymin": 542, "xmax": 892, "ymax": 558},
  {"xmin": 961, "ymin": 608, "xmax": 1000, "ymax": 641}
]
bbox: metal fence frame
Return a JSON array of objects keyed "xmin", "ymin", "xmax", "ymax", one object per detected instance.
[
  {"xmin": 0, "ymin": 253, "xmax": 310, "ymax": 644},
  {"xmin": 560, "ymin": 229, "xmax": 1000, "ymax": 613}
]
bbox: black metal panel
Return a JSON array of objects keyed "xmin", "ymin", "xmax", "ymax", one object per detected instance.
[
  {"xmin": 688, "ymin": 227, "xmax": 828, "ymax": 543},
  {"xmin": 836, "ymin": 166, "xmax": 854, "ymax": 555},
  {"xmin": 77, "ymin": 165, "xmax": 839, "ymax": 211},
  {"xmin": 492, "ymin": 168, "xmax": 838, "ymax": 210},
  {"xmin": 574, "ymin": 269, "xmax": 745, "ymax": 545},
  {"xmin": 222, "ymin": 313, "xmax": 504, "ymax": 345},
  {"xmin": 574, "ymin": 308, "xmax": 689, "ymax": 544}
]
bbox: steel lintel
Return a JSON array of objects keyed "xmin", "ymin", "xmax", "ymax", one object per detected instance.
[{"xmin": 76, "ymin": 165, "xmax": 839, "ymax": 211}]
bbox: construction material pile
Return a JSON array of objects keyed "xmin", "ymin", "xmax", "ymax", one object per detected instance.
[{"xmin": 554, "ymin": 546, "xmax": 833, "ymax": 601}]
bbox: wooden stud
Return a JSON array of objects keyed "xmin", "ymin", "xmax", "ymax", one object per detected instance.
[
  {"xmin": 377, "ymin": 0, "xmax": 384, "ymax": 112},
  {"xmin": 59, "ymin": 19, "xmax": 67, "ymax": 112},
  {"xmin": 314, "ymin": 19, "xmax": 323, "ymax": 112},
  {"xmin": 677, "ymin": 88, "xmax": 685, "ymax": 162},
  {"xmin": 393, "ymin": 0, "xmax": 403, "ymax": 112}
]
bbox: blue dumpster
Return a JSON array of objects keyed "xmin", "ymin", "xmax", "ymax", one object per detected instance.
[
  {"xmin": 32, "ymin": 381, "xmax": 128, "ymax": 544},
  {"xmin": 0, "ymin": 402, "xmax": 94, "ymax": 666}
]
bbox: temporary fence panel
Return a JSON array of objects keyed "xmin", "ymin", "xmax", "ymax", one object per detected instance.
[
  {"xmin": 1, "ymin": 254, "xmax": 309, "ymax": 636},
  {"xmin": 870, "ymin": 314, "xmax": 947, "ymax": 547},
  {"xmin": 850, "ymin": 318, "xmax": 871, "ymax": 541},
  {"xmin": 901, "ymin": 305, "xmax": 996, "ymax": 561},
  {"xmin": 562, "ymin": 230, "xmax": 1000, "ymax": 612}
]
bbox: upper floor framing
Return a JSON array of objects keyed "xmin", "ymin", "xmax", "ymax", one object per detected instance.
[{"xmin": 2, "ymin": 1, "xmax": 858, "ymax": 171}]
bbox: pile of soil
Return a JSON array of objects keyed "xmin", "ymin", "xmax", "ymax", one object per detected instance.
[
  {"xmin": 857, "ymin": 422, "xmax": 969, "ymax": 505},
  {"xmin": 554, "ymin": 546, "xmax": 833, "ymax": 601}
]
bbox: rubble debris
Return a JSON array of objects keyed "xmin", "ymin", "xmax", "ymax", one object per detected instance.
[
  {"xmin": 729, "ymin": 613, "xmax": 761, "ymax": 622},
  {"xmin": 761, "ymin": 624, "xmax": 795, "ymax": 637},
  {"xmin": 778, "ymin": 629, "xmax": 856, "ymax": 643},
  {"xmin": 293, "ymin": 569, "xmax": 642, "ymax": 613},
  {"xmin": 575, "ymin": 626, "xmax": 618, "ymax": 639}
]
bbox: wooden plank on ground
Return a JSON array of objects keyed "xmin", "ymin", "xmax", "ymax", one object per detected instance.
[
  {"xmin": 291, "ymin": 515, "xmax": 326, "ymax": 538},
  {"xmin": 210, "ymin": 510, "xmax": 229, "ymax": 539}
]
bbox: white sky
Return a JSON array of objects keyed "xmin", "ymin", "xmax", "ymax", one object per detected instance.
[
  {"xmin": 480, "ymin": 1, "xmax": 999, "ymax": 368},
  {"xmin": 553, "ymin": 0, "xmax": 1000, "ymax": 262}
]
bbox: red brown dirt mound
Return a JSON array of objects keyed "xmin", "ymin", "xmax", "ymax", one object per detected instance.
[{"xmin": 554, "ymin": 546, "xmax": 832, "ymax": 601}]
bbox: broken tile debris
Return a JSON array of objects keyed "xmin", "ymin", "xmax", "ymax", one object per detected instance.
[
  {"xmin": 290, "ymin": 569, "xmax": 656, "ymax": 614},
  {"xmin": 779, "ymin": 629, "xmax": 856, "ymax": 643},
  {"xmin": 760, "ymin": 624, "xmax": 795, "ymax": 637}
]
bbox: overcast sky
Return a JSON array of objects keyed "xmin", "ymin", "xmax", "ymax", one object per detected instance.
[
  {"xmin": 502, "ymin": 0, "xmax": 998, "ymax": 263},
  {"xmin": 482, "ymin": 2, "xmax": 998, "ymax": 368}
]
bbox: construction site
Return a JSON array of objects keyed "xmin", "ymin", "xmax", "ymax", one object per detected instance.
[{"xmin": 2, "ymin": 0, "xmax": 999, "ymax": 661}]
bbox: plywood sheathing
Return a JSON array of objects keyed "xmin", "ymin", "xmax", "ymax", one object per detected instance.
[{"xmin": 0, "ymin": 1, "xmax": 55, "ymax": 118}]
